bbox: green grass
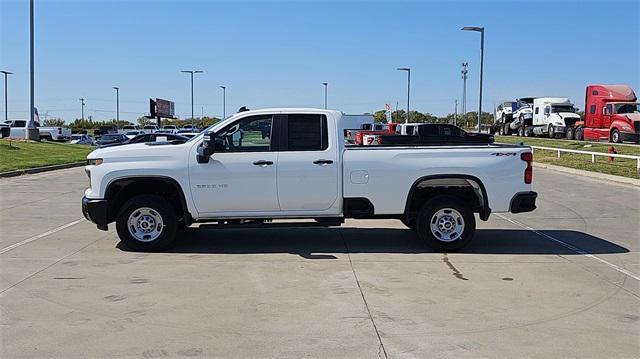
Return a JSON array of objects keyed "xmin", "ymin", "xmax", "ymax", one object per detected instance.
[
  {"xmin": 0, "ymin": 139, "xmax": 94, "ymax": 173},
  {"xmin": 495, "ymin": 135, "xmax": 640, "ymax": 179}
]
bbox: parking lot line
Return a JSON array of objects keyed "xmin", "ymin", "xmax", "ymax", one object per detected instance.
[
  {"xmin": 0, "ymin": 218, "xmax": 84, "ymax": 255},
  {"xmin": 496, "ymin": 213, "xmax": 640, "ymax": 282}
]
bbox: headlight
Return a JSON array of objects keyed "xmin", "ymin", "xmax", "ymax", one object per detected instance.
[
  {"xmin": 622, "ymin": 125, "xmax": 632, "ymax": 131},
  {"xmin": 86, "ymin": 158, "xmax": 103, "ymax": 166}
]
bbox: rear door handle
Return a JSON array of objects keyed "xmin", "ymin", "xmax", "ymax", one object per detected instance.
[
  {"xmin": 313, "ymin": 159, "xmax": 334, "ymax": 165},
  {"xmin": 253, "ymin": 160, "xmax": 274, "ymax": 166}
]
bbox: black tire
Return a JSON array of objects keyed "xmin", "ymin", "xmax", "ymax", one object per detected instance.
[
  {"xmin": 517, "ymin": 126, "xmax": 524, "ymax": 137},
  {"xmin": 401, "ymin": 216, "xmax": 417, "ymax": 231},
  {"xmin": 415, "ymin": 195, "xmax": 476, "ymax": 252},
  {"xmin": 566, "ymin": 127, "xmax": 575, "ymax": 140},
  {"xmin": 610, "ymin": 129, "xmax": 621, "ymax": 143},
  {"xmin": 548, "ymin": 124, "xmax": 555, "ymax": 138},
  {"xmin": 503, "ymin": 123, "xmax": 511, "ymax": 136},
  {"xmin": 524, "ymin": 126, "xmax": 531, "ymax": 137},
  {"xmin": 116, "ymin": 194, "xmax": 178, "ymax": 251},
  {"xmin": 575, "ymin": 127, "xmax": 584, "ymax": 141}
]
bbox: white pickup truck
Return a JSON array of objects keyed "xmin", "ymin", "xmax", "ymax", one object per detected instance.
[
  {"xmin": 4, "ymin": 119, "xmax": 72, "ymax": 141},
  {"xmin": 82, "ymin": 108, "xmax": 537, "ymax": 252}
]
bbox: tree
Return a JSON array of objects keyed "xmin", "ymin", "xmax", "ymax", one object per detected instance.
[
  {"xmin": 373, "ymin": 110, "xmax": 388, "ymax": 123},
  {"xmin": 43, "ymin": 118, "xmax": 65, "ymax": 127}
]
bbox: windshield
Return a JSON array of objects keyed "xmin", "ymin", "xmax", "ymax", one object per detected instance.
[
  {"xmin": 551, "ymin": 105, "xmax": 575, "ymax": 113},
  {"xmin": 615, "ymin": 103, "xmax": 640, "ymax": 114}
]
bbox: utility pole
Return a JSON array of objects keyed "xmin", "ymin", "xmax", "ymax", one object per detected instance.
[
  {"xmin": 461, "ymin": 62, "xmax": 468, "ymax": 115},
  {"xmin": 80, "ymin": 98, "xmax": 85, "ymax": 120},
  {"xmin": 322, "ymin": 82, "xmax": 328, "ymax": 109},
  {"xmin": 461, "ymin": 26, "xmax": 485, "ymax": 132},
  {"xmin": 112, "ymin": 87, "xmax": 119, "ymax": 122},
  {"xmin": 454, "ymin": 99, "xmax": 458, "ymax": 126},
  {"xmin": 27, "ymin": 0, "xmax": 39, "ymax": 140},
  {"xmin": 181, "ymin": 70, "xmax": 203, "ymax": 127},
  {"xmin": 397, "ymin": 67, "xmax": 411, "ymax": 123},
  {"xmin": 1, "ymin": 71, "xmax": 12, "ymax": 123},
  {"xmin": 220, "ymin": 85, "xmax": 226, "ymax": 119}
]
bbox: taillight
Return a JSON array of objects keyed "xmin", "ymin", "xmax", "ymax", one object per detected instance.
[{"xmin": 521, "ymin": 152, "xmax": 533, "ymax": 184}]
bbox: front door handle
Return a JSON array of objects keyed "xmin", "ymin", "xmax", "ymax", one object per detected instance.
[
  {"xmin": 313, "ymin": 159, "xmax": 334, "ymax": 165},
  {"xmin": 253, "ymin": 160, "xmax": 274, "ymax": 166}
]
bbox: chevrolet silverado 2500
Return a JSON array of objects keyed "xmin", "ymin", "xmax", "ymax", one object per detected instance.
[{"xmin": 82, "ymin": 108, "xmax": 537, "ymax": 252}]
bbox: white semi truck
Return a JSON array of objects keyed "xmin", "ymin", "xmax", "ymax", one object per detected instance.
[{"xmin": 530, "ymin": 98, "xmax": 581, "ymax": 138}]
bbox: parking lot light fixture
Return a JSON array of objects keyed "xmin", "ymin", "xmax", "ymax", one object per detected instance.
[
  {"xmin": 322, "ymin": 82, "xmax": 328, "ymax": 109},
  {"xmin": 461, "ymin": 26, "xmax": 485, "ymax": 132},
  {"xmin": 220, "ymin": 86, "xmax": 226, "ymax": 119},
  {"xmin": 112, "ymin": 87, "xmax": 119, "ymax": 122},
  {"xmin": 1, "ymin": 70, "xmax": 12, "ymax": 123},
  {"xmin": 181, "ymin": 70, "xmax": 204, "ymax": 126},
  {"xmin": 397, "ymin": 68, "xmax": 410, "ymax": 123}
]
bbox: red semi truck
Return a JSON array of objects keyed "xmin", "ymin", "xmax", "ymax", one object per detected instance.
[{"xmin": 568, "ymin": 84, "xmax": 640, "ymax": 143}]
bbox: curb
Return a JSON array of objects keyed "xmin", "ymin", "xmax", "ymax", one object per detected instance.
[
  {"xmin": 533, "ymin": 162, "xmax": 640, "ymax": 186},
  {"xmin": 0, "ymin": 161, "xmax": 85, "ymax": 178}
]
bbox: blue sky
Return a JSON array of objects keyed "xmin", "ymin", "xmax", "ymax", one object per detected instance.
[{"xmin": 1, "ymin": 0, "xmax": 638, "ymax": 122}]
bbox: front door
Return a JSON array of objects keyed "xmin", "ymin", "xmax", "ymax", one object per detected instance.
[
  {"xmin": 189, "ymin": 114, "xmax": 280, "ymax": 215},
  {"xmin": 276, "ymin": 114, "xmax": 339, "ymax": 212}
]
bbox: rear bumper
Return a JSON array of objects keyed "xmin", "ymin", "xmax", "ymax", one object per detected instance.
[
  {"xmin": 82, "ymin": 196, "xmax": 109, "ymax": 231},
  {"xmin": 510, "ymin": 191, "xmax": 537, "ymax": 213},
  {"xmin": 620, "ymin": 132, "xmax": 640, "ymax": 143}
]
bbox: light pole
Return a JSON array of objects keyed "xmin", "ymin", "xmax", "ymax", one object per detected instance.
[
  {"xmin": 220, "ymin": 85, "xmax": 226, "ymax": 119},
  {"xmin": 27, "ymin": 0, "xmax": 39, "ymax": 140},
  {"xmin": 454, "ymin": 99, "xmax": 458, "ymax": 126},
  {"xmin": 461, "ymin": 26, "xmax": 484, "ymax": 132},
  {"xmin": 397, "ymin": 68, "xmax": 411, "ymax": 123},
  {"xmin": 112, "ymin": 87, "xmax": 119, "ymax": 122},
  {"xmin": 80, "ymin": 98, "xmax": 85, "ymax": 120},
  {"xmin": 461, "ymin": 62, "xmax": 468, "ymax": 115},
  {"xmin": 322, "ymin": 82, "xmax": 328, "ymax": 109},
  {"xmin": 1, "ymin": 71, "xmax": 12, "ymax": 123},
  {"xmin": 181, "ymin": 70, "xmax": 203, "ymax": 126}
]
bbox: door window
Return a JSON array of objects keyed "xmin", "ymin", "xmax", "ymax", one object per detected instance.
[
  {"xmin": 604, "ymin": 104, "xmax": 612, "ymax": 115},
  {"xmin": 285, "ymin": 114, "xmax": 328, "ymax": 151},
  {"xmin": 216, "ymin": 115, "xmax": 273, "ymax": 152}
]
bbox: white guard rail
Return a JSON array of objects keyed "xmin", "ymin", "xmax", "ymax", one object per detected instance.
[{"xmin": 530, "ymin": 145, "xmax": 640, "ymax": 171}]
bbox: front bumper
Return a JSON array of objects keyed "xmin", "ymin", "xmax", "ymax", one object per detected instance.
[
  {"xmin": 82, "ymin": 196, "xmax": 109, "ymax": 231},
  {"xmin": 510, "ymin": 191, "xmax": 537, "ymax": 213},
  {"xmin": 620, "ymin": 132, "xmax": 640, "ymax": 143}
]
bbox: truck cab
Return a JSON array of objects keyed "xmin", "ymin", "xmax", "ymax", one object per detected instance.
[
  {"xmin": 582, "ymin": 84, "xmax": 639, "ymax": 143},
  {"xmin": 531, "ymin": 97, "xmax": 581, "ymax": 138}
]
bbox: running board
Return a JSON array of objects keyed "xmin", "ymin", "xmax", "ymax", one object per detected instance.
[{"xmin": 198, "ymin": 219, "xmax": 344, "ymax": 230}]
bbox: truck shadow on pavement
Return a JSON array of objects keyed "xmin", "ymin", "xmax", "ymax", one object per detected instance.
[{"xmin": 117, "ymin": 227, "xmax": 629, "ymax": 257}]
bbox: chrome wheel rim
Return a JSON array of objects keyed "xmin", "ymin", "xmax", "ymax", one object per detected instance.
[
  {"xmin": 127, "ymin": 207, "xmax": 164, "ymax": 242},
  {"xmin": 612, "ymin": 131, "xmax": 619, "ymax": 142},
  {"xmin": 430, "ymin": 208, "xmax": 465, "ymax": 243}
]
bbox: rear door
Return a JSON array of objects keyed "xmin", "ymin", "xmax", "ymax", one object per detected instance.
[{"xmin": 276, "ymin": 114, "xmax": 339, "ymax": 212}]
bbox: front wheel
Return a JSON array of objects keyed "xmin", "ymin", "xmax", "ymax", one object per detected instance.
[
  {"xmin": 548, "ymin": 124, "xmax": 555, "ymax": 138},
  {"xmin": 566, "ymin": 127, "xmax": 575, "ymax": 140},
  {"xmin": 116, "ymin": 194, "xmax": 178, "ymax": 251},
  {"xmin": 611, "ymin": 129, "xmax": 621, "ymax": 143},
  {"xmin": 416, "ymin": 196, "xmax": 476, "ymax": 252}
]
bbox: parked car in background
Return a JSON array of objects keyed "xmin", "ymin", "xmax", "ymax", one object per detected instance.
[
  {"xmin": 119, "ymin": 124, "xmax": 139, "ymax": 135},
  {"xmin": 127, "ymin": 133, "xmax": 189, "ymax": 144},
  {"xmin": 3, "ymin": 119, "xmax": 72, "ymax": 141},
  {"xmin": 96, "ymin": 133, "xmax": 128, "ymax": 147},
  {"xmin": 94, "ymin": 125, "xmax": 118, "ymax": 138},
  {"xmin": 143, "ymin": 125, "xmax": 159, "ymax": 133},
  {"xmin": 161, "ymin": 125, "xmax": 178, "ymax": 134},
  {"xmin": 181, "ymin": 124, "xmax": 198, "ymax": 132},
  {"xmin": 0, "ymin": 122, "xmax": 10, "ymax": 138},
  {"xmin": 124, "ymin": 130, "xmax": 145, "ymax": 139},
  {"xmin": 69, "ymin": 134, "xmax": 96, "ymax": 145}
]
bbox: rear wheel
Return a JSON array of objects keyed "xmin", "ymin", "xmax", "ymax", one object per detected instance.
[
  {"xmin": 503, "ymin": 123, "xmax": 511, "ymax": 136},
  {"xmin": 611, "ymin": 129, "xmax": 621, "ymax": 143},
  {"xmin": 575, "ymin": 127, "xmax": 584, "ymax": 141},
  {"xmin": 116, "ymin": 194, "xmax": 178, "ymax": 251},
  {"xmin": 416, "ymin": 196, "xmax": 476, "ymax": 252},
  {"xmin": 518, "ymin": 126, "xmax": 524, "ymax": 137}
]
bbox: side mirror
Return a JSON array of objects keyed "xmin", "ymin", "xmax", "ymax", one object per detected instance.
[{"xmin": 196, "ymin": 132, "xmax": 215, "ymax": 164}]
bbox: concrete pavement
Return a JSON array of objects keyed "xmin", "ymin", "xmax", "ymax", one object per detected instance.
[{"xmin": 1, "ymin": 167, "xmax": 638, "ymax": 358}]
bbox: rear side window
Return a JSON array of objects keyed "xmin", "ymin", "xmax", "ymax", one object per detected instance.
[
  {"xmin": 590, "ymin": 105, "xmax": 596, "ymax": 114},
  {"xmin": 286, "ymin": 114, "xmax": 328, "ymax": 151}
]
